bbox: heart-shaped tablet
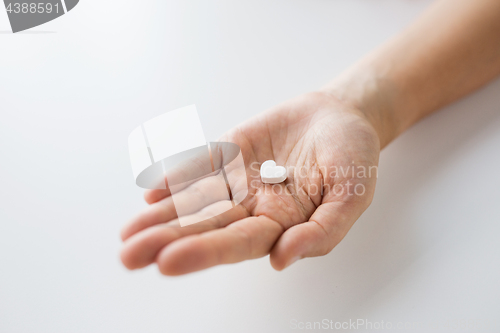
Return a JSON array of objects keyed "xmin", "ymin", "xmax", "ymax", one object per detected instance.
[
  {"xmin": 260, "ymin": 160, "xmax": 287, "ymax": 184},
  {"xmin": 4, "ymin": 0, "xmax": 79, "ymax": 33}
]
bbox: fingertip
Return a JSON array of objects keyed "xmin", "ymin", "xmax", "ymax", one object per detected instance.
[
  {"xmin": 120, "ymin": 245, "xmax": 139, "ymax": 270},
  {"xmin": 120, "ymin": 211, "xmax": 143, "ymax": 242},
  {"xmin": 120, "ymin": 224, "xmax": 132, "ymax": 242},
  {"xmin": 270, "ymin": 256, "xmax": 286, "ymax": 271},
  {"xmin": 143, "ymin": 190, "xmax": 157, "ymax": 204},
  {"xmin": 156, "ymin": 237, "xmax": 213, "ymax": 276},
  {"xmin": 144, "ymin": 187, "xmax": 172, "ymax": 205},
  {"xmin": 120, "ymin": 199, "xmax": 178, "ymax": 242},
  {"xmin": 270, "ymin": 221, "xmax": 330, "ymax": 271},
  {"xmin": 269, "ymin": 245, "xmax": 288, "ymax": 271},
  {"xmin": 270, "ymin": 244, "xmax": 302, "ymax": 271},
  {"xmin": 120, "ymin": 218, "xmax": 139, "ymax": 241}
]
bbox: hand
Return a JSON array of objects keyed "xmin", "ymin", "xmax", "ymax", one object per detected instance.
[{"xmin": 120, "ymin": 92, "xmax": 380, "ymax": 275}]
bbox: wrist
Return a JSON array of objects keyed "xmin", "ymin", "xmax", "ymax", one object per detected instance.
[{"xmin": 321, "ymin": 67, "xmax": 403, "ymax": 149}]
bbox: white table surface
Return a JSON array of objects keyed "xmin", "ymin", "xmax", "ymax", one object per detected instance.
[{"xmin": 1, "ymin": 1, "xmax": 499, "ymax": 332}]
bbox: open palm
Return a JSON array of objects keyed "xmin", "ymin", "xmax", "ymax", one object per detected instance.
[{"xmin": 121, "ymin": 92, "xmax": 380, "ymax": 275}]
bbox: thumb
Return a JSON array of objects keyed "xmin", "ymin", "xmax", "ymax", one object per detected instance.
[{"xmin": 269, "ymin": 198, "xmax": 368, "ymax": 270}]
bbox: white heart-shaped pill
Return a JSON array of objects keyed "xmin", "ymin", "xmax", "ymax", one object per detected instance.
[{"xmin": 260, "ymin": 160, "xmax": 287, "ymax": 184}]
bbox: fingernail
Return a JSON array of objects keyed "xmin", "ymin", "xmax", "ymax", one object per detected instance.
[{"xmin": 286, "ymin": 256, "xmax": 301, "ymax": 269}]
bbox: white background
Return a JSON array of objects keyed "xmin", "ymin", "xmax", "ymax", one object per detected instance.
[{"xmin": 1, "ymin": 1, "xmax": 499, "ymax": 332}]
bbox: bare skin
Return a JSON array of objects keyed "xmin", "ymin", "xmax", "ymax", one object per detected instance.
[
  {"xmin": 121, "ymin": 93, "xmax": 379, "ymax": 274},
  {"xmin": 121, "ymin": 0, "xmax": 500, "ymax": 276}
]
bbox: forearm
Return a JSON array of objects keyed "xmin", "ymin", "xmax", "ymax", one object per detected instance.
[{"xmin": 323, "ymin": 0, "xmax": 500, "ymax": 148}]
